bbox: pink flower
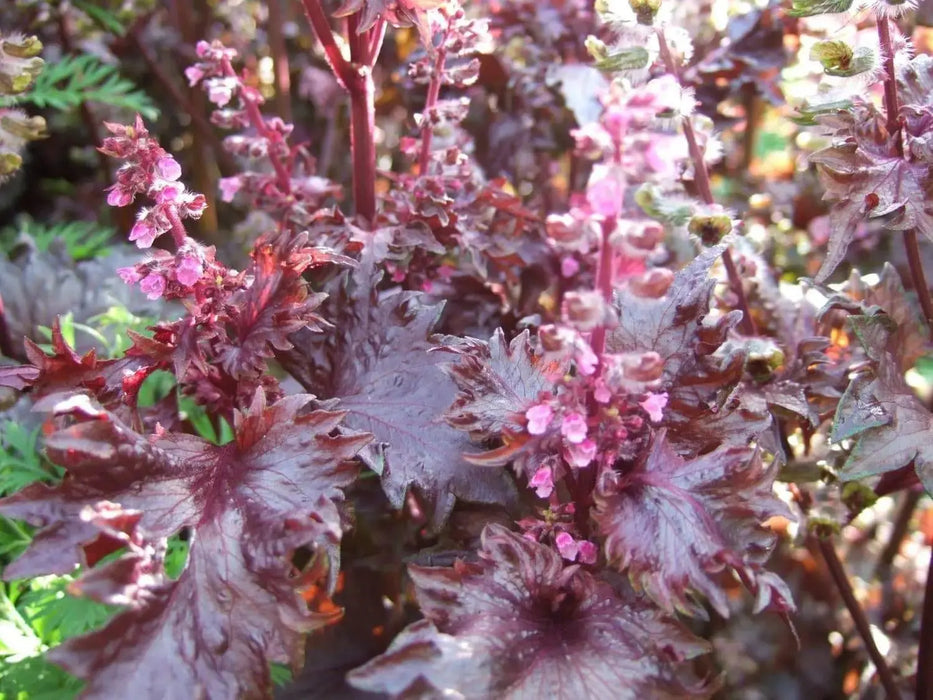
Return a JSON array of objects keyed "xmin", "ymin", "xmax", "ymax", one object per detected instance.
[
  {"xmin": 565, "ymin": 438, "xmax": 597, "ymax": 468},
  {"xmin": 555, "ymin": 531, "xmax": 579, "ymax": 561},
  {"xmin": 139, "ymin": 274, "xmax": 166, "ymax": 300},
  {"xmin": 153, "ymin": 181, "xmax": 183, "ymax": 204},
  {"xmin": 106, "ymin": 187, "xmax": 132, "ymax": 207},
  {"xmin": 206, "ymin": 77, "xmax": 237, "ymax": 107},
  {"xmin": 529, "ymin": 467, "xmax": 554, "ymax": 498},
  {"xmin": 129, "ymin": 218, "xmax": 158, "ymax": 249},
  {"xmin": 157, "ymin": 156, "xmax": 182, "ymax": 181},
  {"xmin": 640, "ymin": 392, "xmax": 668, "ymax": 423},
  {"xmin": 593, "ymin": 381, "xmax": 611, "ymax": 404},
  {"xmin": 586, "ymin": 171, "xmax": 623, "ymax": 219},
  {"xmin": 117, "ymin": 266, "xmax": 143, "ymax": 284},
  {"xmin": 525, "ymin": 403, "xmax": 554, "ymax": 436},
  {"xmin": 184, "ymin": 65, "xmax": 205, "ymax": 87},
  {"xmin": 561, "ymin": 413, "xmax": 588, "ymax": 444},
  {"xmin": 577, "ymin": 540, "xmax": 597, "ymax": 565},
  {"xmin": 560, "ymin": 256, "xmax": 580, "ymax": 278},
  {"xmin": 175, "ymin": 254, "xmax": 203, "ymax": 287},
  {"xmin": 218, "ymin": 176, "xmax": 242, "ymax": 203}
]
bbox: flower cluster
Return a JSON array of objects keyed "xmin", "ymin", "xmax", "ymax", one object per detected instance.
[
  {"xmin": 101, "ymin": 115, "xmax": 207, "ymax": 250},
  {"xmin": 186, "ymin": 40, "xmax": 340, "ymax": 231}
]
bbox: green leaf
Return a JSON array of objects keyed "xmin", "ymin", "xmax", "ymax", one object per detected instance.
[
  {"xmin": 810, "ymin": 41, "xmax": 876, "ymax": 78},
  {"xmin": 18, "ymin": 54, "xmax": 158, "ymax": 120},
  {"xmin": 0, "ymin": 218, "xmax": 114, "ymax": 261},
  {"xmin": 18, "ymin": 577, "xmax": 118, "ymax": 646},
  {"xmin": 788, "ymin": 0, "xmax": 855, "ymax": 17},
  {"xmin": 73, "ymin": 0, "xmax": 127, "ymax": 35},
  {"xmin": 594, "ymin": 47, "xmax": 650, "ymax": 73},
  {"xmin": 0, "ymin": 422, "xmax": 60, "ymax": 498}
]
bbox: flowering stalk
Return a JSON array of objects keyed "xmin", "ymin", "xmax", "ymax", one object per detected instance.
[
  {"xmin": 418, "ymin": 35, "xmax": 448, "ymax": 175},
  {"xmin": 655, "ymin": 27, "xmax": 757, "ymax": 336}
]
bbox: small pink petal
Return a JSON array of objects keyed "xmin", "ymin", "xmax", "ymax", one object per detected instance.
[
  {"xmin": 561, "ymin": 412, "xmax": 588, "ymax": 444},
  {"xmin": 106, "ymin": 188, "xmax": 132, "ymax": 207},
  {"xmin": 175, "ymin": 254, "xmax": 203, "ymax": 287},
  {"xmin": 218, "ymin": 176, "xmax": 242, "ymax": 202},
  {"xmin": 139, "ymin": 274, "xmax": 165, "ymax": 300},
  {"xmin": 577, "ymin": 540, "xmax": 597, "ymax": 565},
  {"xmin": 525, "ymin": 403, "xmax": 554, "ymax": 436},
  {"xmin": 640, "ymin": 391, "xmax": 668, "ymax": 423},
  {"xmin": 117, "ymin": 266, "xmax": 143, "ymax": 284},
  {"xmin": 565, "ymin": 438, "xmax": 597, "ymax": 468},
  {"xmin": 555, "ymin": 532, "xmax": 579, "ymax": 561},
  {"xmin": 529, "ymin": 467, "xmax": 554, "ymax": 499},
  {"xmin": 157, "ymin": 156, "xmax": 182, "ymax": 181},
  {"xmin": 129, "ymin": 220, "xmax": 158, "ymax": 249},
  {"xmin": 560, "ymin": 256, "xmax": 580, "ymax": 278}
]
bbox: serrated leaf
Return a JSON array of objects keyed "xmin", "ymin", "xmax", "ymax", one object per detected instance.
[
  {"xmin": 595, "ymin": 431, "xmax": 795, "ymax": 618},
  {"xmin": 348, "ymin": 525, "xmax": 712, "ymax": 698},
  {"xmin": 0, "ymin": 392, "xmax": 369, "ymax": 696},
  {"xmin": 834, "ymin": 353, "xmax": 933, "ymax": 494},
  {"xmin": 283, "ymin": 264, "xmax": 516, "ymax": 526}
]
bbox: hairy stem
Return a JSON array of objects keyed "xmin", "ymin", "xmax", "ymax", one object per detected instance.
[
  {"xmin": 346, "ymin": 14, "xmax": 378, "ymax": 223},
  {"xmin": 817, "ymin": 537, "xmax": 902, "ymax": 699},
  {"xmin": 874, "ymin": 14, "xmax": 933, "ymax": 336},
  {"xmin": 590, "ymin": 216, "xmax": 616, "ymax": 361},
  {"xmin": 419, "ymin": 45, "xmax": 448, "ymax": 175},
  {"xmin": 918, "ymin": 548, "xmax": 933, "ymax": 700},
  {"xmin": 298, "ymin": 0, "xmax": 352, "ymax": 88},
  {"xmin": 220, "ymin": 58, "xmax": 293, "ymax": 195},
  {"xmin": 655, "ymin": 27, "xmax": 757, "ymax": 336}
]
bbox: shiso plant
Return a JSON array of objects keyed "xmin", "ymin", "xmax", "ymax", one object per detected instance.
[{"xmin": 0, "ymin": 0, "xmax": 932, "ymax": 697}]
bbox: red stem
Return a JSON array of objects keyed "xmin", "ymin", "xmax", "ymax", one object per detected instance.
[
  {"xmin": 590, "ymin": 216, "xmax": 616, "ymax": 361},
  {"xmin": 655, "ymin": 28, "xmax": 757, "ymax": 336},
  {"xmin": 816, "ymin": 537, "xmax": 902, "ymax": 699},
  {"xmin": 876, "ymin": 16, "xmax": 933, "ymax": 338},
  {"xmin": 346, "ymin": 13, "xmax": 378, "ymax": 224},
  {"xmin": 267, "ymin": 0, "xmax": 293, "ymax": 123},
  {"xmin": 917, "ymin": 548, "xmax": 933, "ymax": 700},
  {"xmin": 220, "ymin": 58, "xmax": 293, "ymax": 195},
  {"xmin": 419, "ymin": 49, "xmax": 447, "ymax": 175},
  {"xmin": 298, "ymin": 0, "xmax": 353, "ymax": 89}
]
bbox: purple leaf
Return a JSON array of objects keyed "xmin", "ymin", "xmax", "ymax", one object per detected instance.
[
  {"xmin": 287, "ymin": 266, "xmax": 516, "ymax": 526},
  {"xmin": 348, "ymin": 525, "xmax": 713, "ymax": 698},
  {"xmin": 0, "ymin": 391, "xmax": 370, "ymax": 696},
  {"xmin": 594, "ymin": 431, "xmax": 794, "ymax": 618}
]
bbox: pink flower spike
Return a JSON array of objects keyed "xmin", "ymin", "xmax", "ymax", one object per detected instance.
[
  {"xmin": 139, "ymin": 274, "xmax": 166, "ymax": 300},
  {"xmin": 218, "ymin": 177, "xmax": 242, "ymax": 203},
  {"xmin": 640, "ymin": 392, "xmax": 669, "ymax": 423},
  {"xmin": 577, "ymin": 540, "xmax": 598, "ymax": 565},
  {"xmin": 555, "ymin": 532, "xmax": 579, "ymax": 562},
  {"xmin": 117, "ymin": 266, "xmax": 143, "ymax": 285},
  {"xmin": 529, "ymin": 467, "xmax": 554, "ymax": 499},
  {"xmin": 175, "ymin": 254, "xmax": 204, "ymax": 287},
  {"xmin": 561, "ymin": 412, "xmax": 588, "ymax": 444},
  {"xmin": 129, "ymin": 219, "xmax": 158, "ymax": 249},
  {"xmin": 525, "ymin": 403, "xmax": 554, "ymax": 436},
  {"xmin": 157, "ymin": 156, "xmax": 182, "ymax": 181}
]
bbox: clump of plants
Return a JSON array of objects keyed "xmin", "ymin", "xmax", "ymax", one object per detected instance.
[{"xmin": 0, "ymin": 0, "xmax": 932, "ymax": 697}]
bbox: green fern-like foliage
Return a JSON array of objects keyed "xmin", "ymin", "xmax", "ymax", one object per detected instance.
[
  {"xmin": 8, "ymin": 54, "xmax": 157, "ymax": 120},
  {"xmin": 0, "ymin": 218, "xmax": 113, "ymax": 261}
]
